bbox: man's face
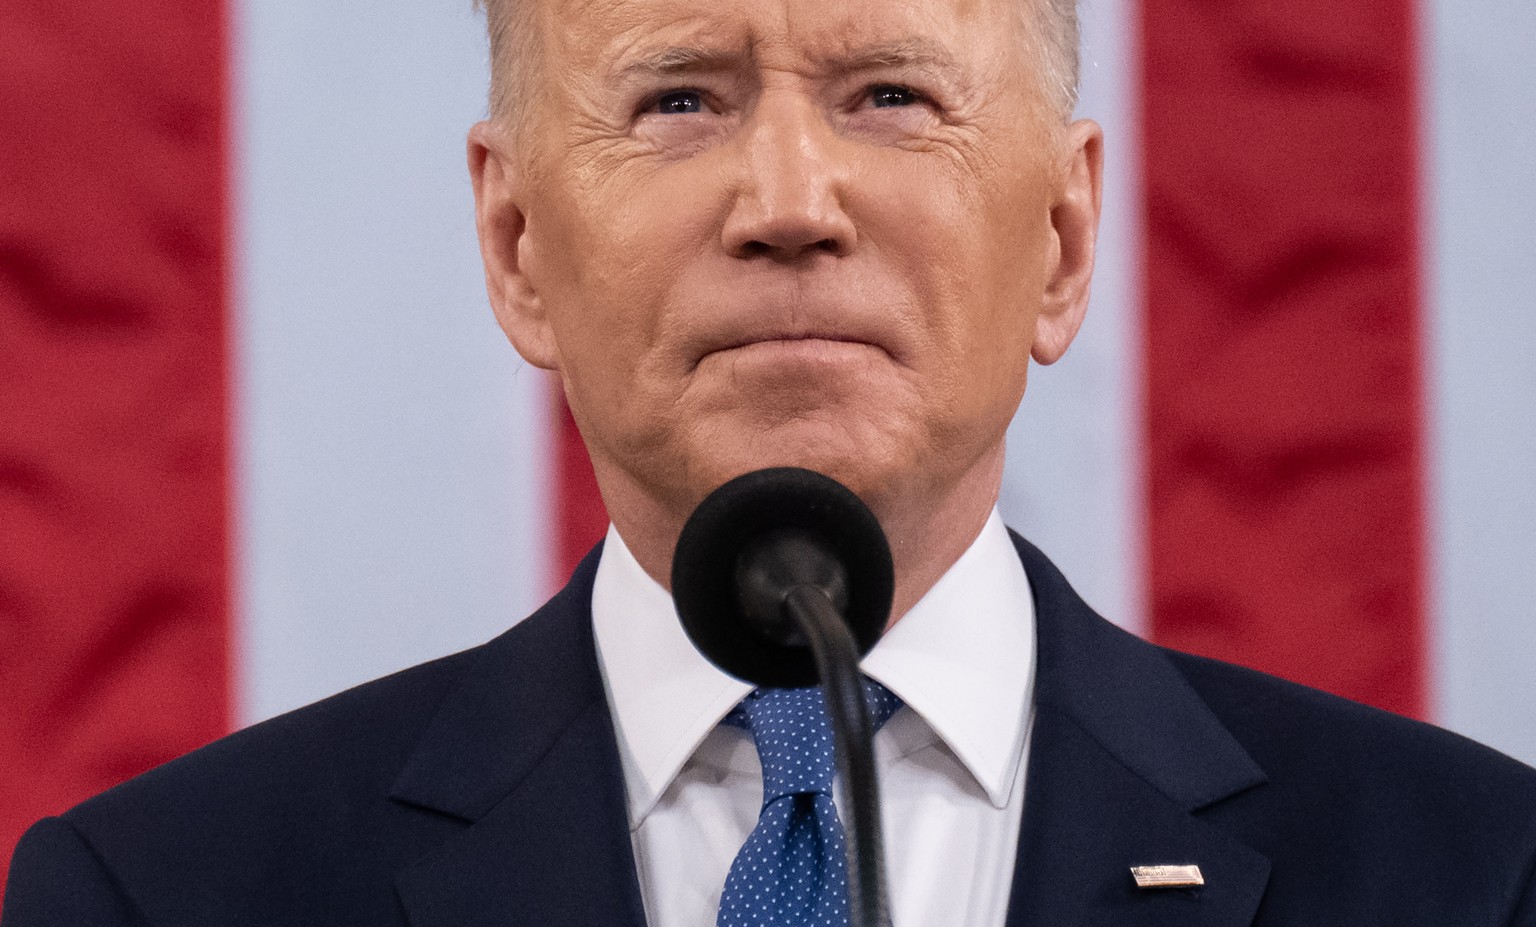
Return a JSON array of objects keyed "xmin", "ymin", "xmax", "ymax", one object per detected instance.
[{"xmin": 473, "ymin": 0, "xmax": 1100, "ymax": 524}]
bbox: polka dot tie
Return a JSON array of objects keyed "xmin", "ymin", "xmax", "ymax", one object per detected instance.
[{"xmin": 716, "ymin": 679, "xmax": 903, "ymax": 927}]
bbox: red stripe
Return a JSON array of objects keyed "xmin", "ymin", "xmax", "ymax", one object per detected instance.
[
  {"xmin": 0, "ymin": 1, "xmax": 231, "ymax": 882},
  {"xmin": 554, "ymin": 385, "xmax": 609, "ymax": 587},
  {"xmin": 1140, "ymin": 0, "xmax": 1428, "ymax": 717}
]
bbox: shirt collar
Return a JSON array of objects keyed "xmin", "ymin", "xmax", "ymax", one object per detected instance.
[
  {"xmin": 860, "ymin": 509, "xmax": 1035, "ymax": 808},
  {"xmin": 591, "ymin": 510, "xmax": 1035, "ymax": 827}
]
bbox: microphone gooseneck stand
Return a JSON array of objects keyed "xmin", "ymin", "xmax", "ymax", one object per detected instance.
[
  {"xmin": 787, "ymin": 584, "xmax": 888, "ymax": 927},
  {"xmin": 739, "ymin": 532, "xmax": 889, "ymax": 927},
  {"xmin": 671, "ymin": 468, "xmax": 896, "ymax": 927}
]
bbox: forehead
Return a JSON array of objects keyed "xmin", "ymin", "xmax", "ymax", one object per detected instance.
[{"xmin": 540, "ymin": 0, "xmax": 1014, "ymax": 70}]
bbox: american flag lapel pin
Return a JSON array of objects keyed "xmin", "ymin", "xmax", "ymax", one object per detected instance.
[{"xmin": 1130, "ymin": 864, "xmax": 1205, "ymax": 889}]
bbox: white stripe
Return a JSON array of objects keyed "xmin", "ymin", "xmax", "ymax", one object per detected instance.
[
  {"xmin": 1001, "ymin": 0, "xmax": 1144, "ymax": 635},
  {"xmin": 233, "ymin": 1, "xmax": 549, "ymax": 724},
  {"xmin": 1424, "ymin": 0, "xmax": 1536, "ymax": 764}
]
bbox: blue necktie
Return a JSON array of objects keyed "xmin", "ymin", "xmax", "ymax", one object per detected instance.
[{"xmin": 716, "ymin": 680, "xmax": 903, "ymax": 927}]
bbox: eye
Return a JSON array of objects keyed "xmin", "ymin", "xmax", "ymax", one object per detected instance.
[
  {"xmin": 654, "ymin": 90, "xmax": 705, "ymax": 114},
  {"xmin": 869, "ymin": 84, "xmax": 919, "ymax": 108}
]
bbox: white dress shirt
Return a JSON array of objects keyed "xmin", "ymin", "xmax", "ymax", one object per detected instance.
[{"xmin": 591, "ymin": 509, "xmax": 1036, "ymax": 927}]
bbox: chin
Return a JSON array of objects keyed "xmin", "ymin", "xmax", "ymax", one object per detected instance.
[{"xmin": 696, "ymin": 424, "xmax": 914, "ymax": 508}]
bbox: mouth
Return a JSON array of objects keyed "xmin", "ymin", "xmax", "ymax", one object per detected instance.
[
  {"xmin": 686, "ymin": 285, "xmax": 907, "ymax": 372},
  {"xmin": 699, "ymin": 333, "xmax": 890, "ymax": 373},
  {"xmin": 718, "ymin": 331, "xmax": 877, "ymax": 351},
  {"xmin": 699, "ymin": 313, "xmax": 898, "ymax": 361}
]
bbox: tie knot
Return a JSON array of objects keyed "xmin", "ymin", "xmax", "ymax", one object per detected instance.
[{"xmin": 727, "ymin": 679, "xmax": 902, "ymax": 803}]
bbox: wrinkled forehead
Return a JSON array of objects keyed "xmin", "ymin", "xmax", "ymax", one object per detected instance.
[{"xmin": 535, "ymin": 0, "xmax": 1018, "ymax": 76}]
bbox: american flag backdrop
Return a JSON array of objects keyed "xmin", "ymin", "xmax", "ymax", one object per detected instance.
[{"xmin": 3, "ymin": 0, "xmax": 1534, "ymax": 888}]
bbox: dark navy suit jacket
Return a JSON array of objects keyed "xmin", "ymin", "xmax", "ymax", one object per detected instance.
[{"xmin": 6, "ymin": 535, "xmax": 1536, "ymax": 926}]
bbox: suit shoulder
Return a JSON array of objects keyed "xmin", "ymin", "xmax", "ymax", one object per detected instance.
[
  {"xmin": 24, "ymin": 638, "xmax": 516, "ymax": 926},
  {"xmin": 1160, "ymin": 650, "xmax": 1536, "ymax": 921},
  {"xmin": 1165, "ymin": 647, "xmax": 1536, "ymax": 805},
  {"xmin": 14, "ymin": 571, "xmax": 604, "ymax": 926},
  {"xmin": 64, "ymin": 639, "xmax": 483, "ymax": 835}
]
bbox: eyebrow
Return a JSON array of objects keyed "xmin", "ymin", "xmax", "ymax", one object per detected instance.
[
  {"xmin": 616, "ymin": 36, "xmax": 965, "ymax": 84},
  {"xmin": 814, "ymin": 38, "xmax": 962, "ymax": 78},
  {"xmin": 618, "ymin": 46, "xmax": 746, "ymax": 81}
]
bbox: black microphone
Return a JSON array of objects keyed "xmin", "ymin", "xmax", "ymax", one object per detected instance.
[{"xmin": 672, "ymin": 466, "xmax": 895, "ymax": 927}]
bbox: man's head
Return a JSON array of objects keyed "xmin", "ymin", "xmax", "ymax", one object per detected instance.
[{"xmin": 469, "ymin": 0, "xmax": 1102, "ymax": 603}]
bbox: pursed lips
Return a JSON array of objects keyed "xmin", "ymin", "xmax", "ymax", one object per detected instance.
[
  {"xmin": 698, "ymin": 315, "xmax": 901, "ymax": 365},
  {"xmin": 691, "ymin": 332, "xmax": 894, "ymax": 377},
  {"xmin": 721, "ymin": 332, "xmax": 877, "ymax": 352}
]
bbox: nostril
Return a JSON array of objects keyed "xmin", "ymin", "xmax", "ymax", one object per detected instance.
[{"xmin": 733, "ymin": 237, "xmax": 843, "ymax": 260}]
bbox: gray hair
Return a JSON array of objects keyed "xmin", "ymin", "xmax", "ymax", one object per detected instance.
[
  {"xmin": 1036, "ymin": 0, "xmax": 1081, "ymax": 114},
  {"xmin": 473, "ymin": 0, "xmax": 1081, "ymax": 121}
]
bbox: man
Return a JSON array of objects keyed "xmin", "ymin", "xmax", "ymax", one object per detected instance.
[{"xmin": 5, "ymin": 0, "xmax": 1535, "ymax": 924}]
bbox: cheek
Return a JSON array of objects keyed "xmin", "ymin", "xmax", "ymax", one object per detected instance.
[
  {"xmin": 956, "ymin": 214, "xmax": 1052, "ymax": 411},
  {"xmin": 850, "ymin": 151, "xmax": 1053, "ymax": 433},
  {"xmin": 566, "ymin": 152, "xmax": 728, "ymax": 292},
  {"xmin": 856, "ymin": 155, "xmax": 1047, "ymax": 339},
  {"xmin": 529, "ymin": 161, "xmax": 728, "ymax": 418}
]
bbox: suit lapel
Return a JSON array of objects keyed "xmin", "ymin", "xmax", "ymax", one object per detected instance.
[
  {"xmin": 388, "ymin": 544, "xmax": 648, "ymax": 927},
  {"xmin": 1005, "ymin": 534, "xmax": 1272, "ymax": 927},
  {"xmin": 377, "ymin": 531, "xmax": 1273, "ymax": 927}
]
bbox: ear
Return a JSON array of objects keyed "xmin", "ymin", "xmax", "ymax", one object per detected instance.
[
  {"xmin": 468, "ymin": 120, "xmax": 560, "ymax": 370},
  {"xmin": 1032, "ymin": 119, "xmax": 1104, "ymax": 365}
]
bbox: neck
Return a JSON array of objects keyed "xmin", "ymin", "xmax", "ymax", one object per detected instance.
[{"xmin": 596, "ymin": 447, "xmax": 1005, "ymax": 628}]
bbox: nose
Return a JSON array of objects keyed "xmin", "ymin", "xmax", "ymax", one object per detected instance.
[{"xmin": 721, "ymin": 94, "xmax": 857, "ymax": 260}]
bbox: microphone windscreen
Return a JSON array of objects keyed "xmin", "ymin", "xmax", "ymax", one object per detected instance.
[{"xmin": 671, "ymin": 467, "xmax": 894, "ymax": 687}]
